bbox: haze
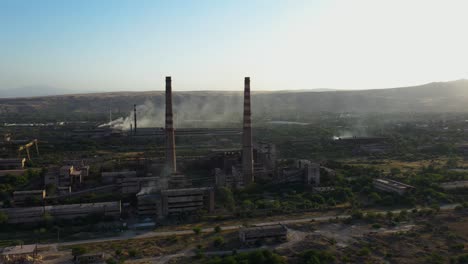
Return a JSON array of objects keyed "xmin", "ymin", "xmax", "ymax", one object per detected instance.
[{"xmin": 1, "ymin": 0, "xmax": 468, "ymax": 93}]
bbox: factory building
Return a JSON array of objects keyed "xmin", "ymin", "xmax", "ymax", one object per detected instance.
[
  {"xmin": 137, "ymin": 194, "xmax": 159, "ymax": 216},
  {"xmin": 63, "ymin": 160, "xmax": 90, "ymax": 178},
  {"xmin": 0, "ymin": 245, "xmax": 38, "ymax": 262},
  {"xmin": 59, "ymin": 165, "xmax": 84, "ymax": 186},
  {"xmin": 0, "ymin": 201, "xmax": 121, "ymax": 224},
  {"xmin": 373, "ymin": 179, "xmax": 415, "ymax": 195},
  {"xmin": 136, "ymin": 187, "xmax": 215, "ymax": 219},
  {"xmin": 0, "ymin": 158, "xmax": 26, "ymax": 170},
  {"xmin": 158, "ymin": 187, "xmax": 214, "ymax": 219},
  {"xmin": 239, "ymin": 224, "xmax": 288, "ymax": 245},
  {"xmin": 13, "ymin": 190, "xmax": 46, "ymax": 205},
  {"xmin": 0, "ymin": 169, "xmax": 25, "ymax": 177},
  {"xmin": 44, "ymin": 166, "xmax": 60, "ymax": 186},
  {"xmin": 75, "ymin": 253, "xmax": 106, "ymax": 264},
  {"xmin": 101, "ymin": 171, "xmax": 137, "ymax": 184},
  {"xmin": 118, "ymin": 176, "xmax": 166, "ymax": 194},
  {"xmin": 276, "ymin": 160, "xmax": 320, "ymax": 186}
]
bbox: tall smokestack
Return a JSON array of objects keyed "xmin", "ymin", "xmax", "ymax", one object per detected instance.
[
  {"xmin": 242, "ymin": 77, "xmax": 254, "ymax": 185},
  {"xmin": 165, "ymin": 76, "xmax": 177, "ymax": 173},
  {"xmin": 133, "ymin": 104, "xmax": 137, "ymax": 135}
]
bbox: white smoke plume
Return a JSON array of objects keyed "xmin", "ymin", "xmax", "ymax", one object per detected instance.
[{"xmin": 101, "ymin": 96, "xmax": 242, "ymax": 129}]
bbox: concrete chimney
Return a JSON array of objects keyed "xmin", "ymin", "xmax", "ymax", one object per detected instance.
[
  {"xmin": 242, "ymin": 77, "xmax": 254, "ymax": 185},
  {"xmin": 165, "ymin": 76, "xmax": 177, "ymax": 173},
  {"xmin": 133, "ymin": 104, "xmax": 137, "ymax": 135}
]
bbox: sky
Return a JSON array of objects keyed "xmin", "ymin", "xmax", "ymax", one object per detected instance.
[{"xmin": 1, "ymin": 0, "xmax": 468, "ymax": 92}]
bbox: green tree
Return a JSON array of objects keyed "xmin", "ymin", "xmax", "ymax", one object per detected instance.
[
  {"xmin": 213, "ymin": 236, "xmax": 225, "ymax": 248},
  {"xmin": 72, "ymin": 246, "xmax": 88, "ymax": 257},
  {"xmin": 193, "ymin": 226, "xmax": 202, "ymax": 235},
  {"xmin": 0, "ymin": 211, "xmax": 8, "ymax": 225},
  {"xmin": 216, "ymin": 187, "xmax": 235, "ymax": 210},
  {"xmin": 300, "ymin": 249, "xmax": 335, "ymax": 264}
]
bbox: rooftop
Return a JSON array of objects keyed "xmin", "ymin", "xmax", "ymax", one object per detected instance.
[
  {"xmin": 374, "ymin": 178, "xmax": 414, "ymax": 190},
  {"xmin": 1, "ymin": 245, "xmax": 36, "ymax": 256}
]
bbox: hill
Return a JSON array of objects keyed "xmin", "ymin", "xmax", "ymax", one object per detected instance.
[{"xmin": 1, "ymin": 80, "xmax": 468, "ymax": 122}]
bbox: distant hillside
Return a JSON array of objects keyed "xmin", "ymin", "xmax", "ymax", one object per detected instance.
[{"xmin": 1, "ymin": 80, "xmax": 468, "ymax": 122}]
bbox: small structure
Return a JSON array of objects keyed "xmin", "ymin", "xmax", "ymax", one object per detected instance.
[
  {"xmin": 440, "ymin": 180, "xmax": 468, "ymax": 190},
  {"xmin": 44, "ymin": 166, "xmax": 60, "ymax": 186},
  {"xmin": 373, "ymin": 179, "xmax": 414, "ymax": 195},
  {"xmin": 0, "ymin": 244, "xmax": 38, "ymax": 262},
  {"xmin": 0, "ymin": 158, "xmax": 26, "ymax": 170},
  {"xmin": 75, "ymin": 252, "xmax": 106, "ymax": 264},
  {"xmin": 239, "ymin": 224, "xmax": 288, "ymax": 245},
  {"xmin": 13, "ymin": 190, "xmax": 46, "ymax": 205}
]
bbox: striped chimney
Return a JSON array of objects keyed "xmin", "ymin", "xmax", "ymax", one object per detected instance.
[
  {"xmin": 165, "ymin": 76, "xmax": 177, "ymax": 173},
  {"xmin": 242, "ymin": 77, "xmax": 254, "ymax": 185}
]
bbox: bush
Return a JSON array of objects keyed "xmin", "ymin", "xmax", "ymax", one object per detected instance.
[
  {"xmin": 358, "ymin": 247, "xmax": 371, "ymax": 256},
  {"xmin": 300, "ymin": 249, "xmax": 336, "ymax": 264},
  {"xmin": 214, "ymin": 226, "xmax": 222, "ymax": 233},
  {"xmin": 129, "ymin": 249, "xmax": 139, "ymax": 258},
  {"xmin": 193, "ymin": 226, "xmax": 202, "ymax": 235},
  {"xmin": 72, "ymin": 246, "xmax": 88, "ymax": 257},
  {"xmin": 213, "ymin": 236, "xmax": 225, "ymax": 247}
]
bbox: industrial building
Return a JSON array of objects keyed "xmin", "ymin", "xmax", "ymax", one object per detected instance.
[
  {"xmin": 158, "ymin": 187, "xmax": 214, "ymax": 219},
  {"xmin": 136, "ymin": 187, "xmax": 215, "ymax": 219},
  {"xmin": 0, "ymin": 169, "xmax": 25, "ymax": 177},
  {"xmin": 59, "ymin": 165, "xmax": 84, "ymax": 186},
  {"xmin": 373, "ymin": 178, "xmax": 415, "ymax": 195},
  {"xmin": 0, "ymin": 201, "xmax": 121, "ymax": 224},
  {"xmin": 0, "ymin": 244, "xmax": 38, "ymax": 262},
  {"xmin": 75, "ymin": 252, "xmax": 106, "ymax": 264},
  {"xmin": 13, "ymin": 190, "xmax": 46, "ymax": 205},
  {"xmin": 44, "ymin": 166, "xmax": 59, "ymax": 186},
  {"xmin": 101, "ymin": 171, "xmax": 137, "ymax": 184},
  {"xmin": 276, "ymin": 160, "xmax": 320, "ymax": 186},
  {"xmin": 137, "ymin": 194, "xmax": 159, "ymax": 216},
  {"xmin": 0, "ymin": 158, "xmax": 26, "ymax": 170},
  {"xmin": 239, "ymin": 224, "xmax": 288, "ymax": 244},
  {"xmin": 119, "ymin": 176, "xmax": 166, "ymax": 194}
]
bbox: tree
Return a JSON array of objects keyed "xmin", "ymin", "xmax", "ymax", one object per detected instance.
[
  {"xmin": 45, "ymin": 183, "xmax": 57, "ymax": 196},
  {"xmin": 193, "ymin": 226, "xmax": 202, "ymax": 235},
  {"xmin": 300, "ymin": 249, "xmax": 335, "ymax": 264},
  {"xmin": 72, "ymin": 246, "xmax": 88, "ymax": 258},
  {"xmin": 214, "ymin": 226, "xmax": 222, "ymax": 233},
  {"xmin": 216, "ymin": 187, "xmax": 235, "ymax": 210},
  {"xmin": 0, "ymin": 211, "xmax": 8, "ymax": 225},
  {"xmin": 213, "ymin": 236, "xmax": 225, "ymax": 247}
]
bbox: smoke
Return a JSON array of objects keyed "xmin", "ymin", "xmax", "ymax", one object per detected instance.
[{"xmin": 101, "ymin": 95, "xmax": 242, "ymax": 129}]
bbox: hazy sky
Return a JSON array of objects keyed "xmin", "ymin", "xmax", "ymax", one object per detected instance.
[{"xmin": 1, "ymin": 0, "xmax": 468, "ymax": 92}]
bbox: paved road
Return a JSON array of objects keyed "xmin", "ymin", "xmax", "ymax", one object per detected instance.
[{"xmin": 45, "ymin": 203, "xmax": 459, "ymax": 249}]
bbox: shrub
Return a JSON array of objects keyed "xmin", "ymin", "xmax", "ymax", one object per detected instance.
[
  {"xmin": 193, "ymin": 226, "xmax": 202, "ymax": 235},
  {"xmin": 213, "ymin": 236, "xmax": 225, "ymax": 247}
]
